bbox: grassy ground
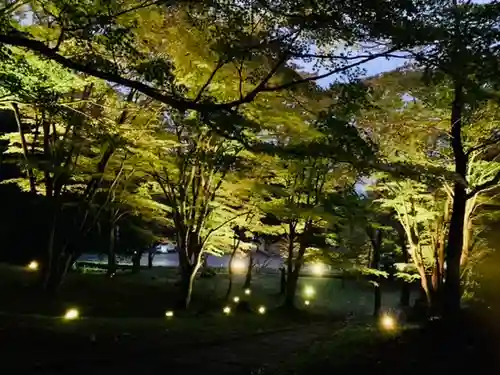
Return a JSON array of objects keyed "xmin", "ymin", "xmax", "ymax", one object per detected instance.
[
  {"xmin": 1, "ymin": 262, "xmax": 499, "ymax": 374},
  {"xmin": 0, "ymin": 263, "xmax": 408, "ymax": 318}
]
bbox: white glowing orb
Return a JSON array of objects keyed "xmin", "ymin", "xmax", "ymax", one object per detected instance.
[
  {"xmin": 244, "ymin": 288, "xmax": 251, "ymax": 295},
  {"xmin": 223, "ymin": 306, "xmax": 231, "ymax": 314},
  {"xmin": 304, "ymin": 300, "xmax": 310, "ymax": 306},
  {"xmin": 380, "ymin": 314, "xmax": 396, "ymax": 330},
  {"xmin": 233, "ymin": 296, "xmax": 240, "ymax": 303},
  {"xmin": 304, "ymin": 286, "xmax": 315, "ymax": 298},
  {"xmin": 165, "ymin": 311, "xmax": 174, "ymax": 317},
  {"xmin": 231, "ymin": 258, "xmax": 246, "ymax": 273},
  {"xmin": 258, "ymin": 306, "xmax": 266, "ymax": 314},
  {"xmin": 64, "ymin": 308, "xmax": 79, "ymax": 320},
  {"xmin": 27, "ymin": 261, "xmax": 39, "ymax": 271},
  {"xmin": 311, "ymin": 263, "xmax": 325, "ymax": 276}
]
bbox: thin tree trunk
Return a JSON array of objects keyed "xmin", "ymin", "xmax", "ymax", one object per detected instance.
[
  {"xmin": 368, "ymin": 228, "xmax": 382, "ymax": 317},
  {"xmin": 398, "ymin": 229, "xmax": 410, "ymax": 307},
  {"xmin": 107, "ymin": 225, "xmax": 116, "ymax": 278},
  {"xmin": 12, "ymin": 103, "xmax": 36, "ymax": 194},
  {"xmin": 279, "ymin": 266, "xmax": 286, "ymax": 295},
  {"xmin": 225, "ymin": 247, "xmax": 237, "ymax": 300},
  {"xmin": 148, "ymin": 250, "xmax": 155, "ymax": 269},
  {"xmin": 243, "ymin": 252, "xmax": 253, "ymax": 289}
]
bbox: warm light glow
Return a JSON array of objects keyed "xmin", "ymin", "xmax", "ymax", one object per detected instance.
[
  {"xmin": 27, "ymin": 261, "xmax": 39, "ymax": 271},
  {"xmin": 304, "ymin": 286, "xmax": 315, "ymax": 298},
  {"xmin": 233, "ymin": 296, "xmax": 240, "ymax": 303},
  {"xmin": 63, "ymin": 308, "xmax": 79, "ymax": 320},
  {"xmin": 380, "ymin": 314, "xmax": 396, "ymax": 330},
  {"xmin": 244, "ymin": 288, "xmax": 251, "ymax": 295},
  {"xmin": 165, "ymin": 311, "xmax": 174, "ymax": 317},
  {"xmin": 223, "ymin": 306, "xmax": 231, "ymax": 314},
  {"xmin": 231, "ymin": 258, "xmax": 246, "ymax": 273},
  {"xmin": 311, "ymin": 263, "xmax": 325, "ymax": 276},
  {"xmin": 304, "ymin": 300, "xmax": 310, "ymax": 306},
  {"xmin": 258, "ymin": 306, "xmax": 266, "ymax": 314}
]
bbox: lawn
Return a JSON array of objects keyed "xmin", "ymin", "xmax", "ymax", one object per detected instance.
[{"xmin": 0, "ymin": 263, "xmax": 410, "ymax": 318}]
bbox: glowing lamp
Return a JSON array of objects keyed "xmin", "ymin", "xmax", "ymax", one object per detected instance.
[
  {"xmin": 165, "ymin": 311, "xmax": 174, "ymax": 317},
  {"xmin": 304, "ymin": 300, "xmax": 310, "ymax": 306},
  {"xmin": 311, "ymin": 263, "xmax": 325, "ymax": 276},
  {"xmin": 380, "ymin": 314, "xmax": 396, "ymax": 330},
  {"xmin": 244, "ymin": 288, "xmax": 251, "ymax": 295},
  {"xmin": 63, "ymin": 308, "xmax": 79, "ymax": 320},
  {"xmin": 304, "ymin": 286, "xmax": 315, "ymax": 298},
  {"xmin": 223, "ymin": 306, "xmax": 231, "ymax": 314},
  {"xmin": 258, "ymin": 306, "xmax": 266, "ymax": 314},
  {"xmin": 231, "ymin": 258, "xmax": 246, "ymax": 273},
  {"xmin": 27, "ymin": 261, "xmax": 39, "ymax": 271},
  {"xmin": 233, "ymin": 296, "xmax": 240, "ymax": 303}
]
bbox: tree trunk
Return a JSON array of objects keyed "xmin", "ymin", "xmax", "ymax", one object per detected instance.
[
  {"xmin": 243, "ymin": 252, "xmax": 253, "ymax": 289},
  {"xmin": 148, "ymin": 250, "xmax": 155, "ymax": 269},
  {"xmin": 132, "ymin": 251, "xmax": 142, "ymax": 273},
  {"xmin": 283, "ymin": 270, "xmax": 299, "ymax": 309},
  {"xmin": 368, "ymin": 228, "xmax": 382, "ymax": 317},
  {"xmin": 107, "ymin": 225, "xmax": 116, "ymax": 278},
  {"xmin": 398, "ymin": 230, "xmax": 410, "ymax": 307},
  {"xmin": 279, "ymin": 266, "xmax": 286, "ymax": 295},
  {"xmin": 225, "ymin": 248, "xmax": 237, "ymax": 300},
  {"xmin": 443, "ymin": 81, "xmax": 467, "ymax": 319},
  {"xmin": 179, "ymin": 263, "xmax": 196, "ymax": 309}
]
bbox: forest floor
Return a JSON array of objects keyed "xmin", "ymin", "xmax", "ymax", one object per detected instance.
[
  {"xmin": 1, "ymin": 311, "xmax": 497, "ymax": 375},
  {"xmin": 1, "ymin": 263, "xmax": 497, "ymax": 374}
]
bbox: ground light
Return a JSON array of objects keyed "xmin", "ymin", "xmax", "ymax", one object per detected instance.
[
  {"xmin": 223, "ymin": 306, "xmax": 231, "ymax": 314},
  {"xmin": 233, "ymin": 296, "xmax": 240, "ymax": 303},
  {"xmin": 258, "ymin": 306, "xmax": 266, "ymax": 314},
  {"xmin": 244, "ymin": 288, "xmax": 251, "ymax": 295},
  {"xmin": 63, "ymin": 308, "xmax": 80, "ymax": 320},
  {"xmin": 311, "ymin": 263, "xmax": 325, "ymax": 276},
  {"xmin": 27, "ymin": 261, "xmax": 39, "ymax": 271},
  {"xmin": 380, "ymin": 314, "xmax": 397, "ymax": 331},
  {"xmin": 304, "ymin": 286, "xmax": 315, "ymax": 298},
  {"xmin": 165, "ymin": 311, "xmax": 174, "ymax": 318},
  {"xmin": 304, "ymin": 300, "xmax": 310, "ymax": 306}
]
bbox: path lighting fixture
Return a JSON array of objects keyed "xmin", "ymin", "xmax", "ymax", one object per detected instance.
[
  {"xmin": 165, "ymin": 311, "xmax": 174, "ymax": 318},
  {"xmin": 27, "ymin": 261, "xmax": 39, "ymax": 271},
  {"xmin": 380, "ymin": 314, "xmax": 396, "ymax": 331},
  {"xmin": 244, "ymin": 288, "xmax": 251, "ymax": 295},
  {"xmin": 304, "ymin": 300, "xmax": 310, "ymax": 306},
  {"xmin": 233, "ymin": 296, "xmax": 240, "ymax": 303},
  {"xmin": 223, "ymin": 306, "xmax": 231, "ymax": 314},
  {"xmin": 64, "ymin": 308, "xmax": 80, "ymax": 320},
  {"xmin": 304, "ymin": 286, "xmax": 315, "ymax": 298},
  {"xmin": 258, "ymin": 306, "xmax": 266, "ymax": 314}
]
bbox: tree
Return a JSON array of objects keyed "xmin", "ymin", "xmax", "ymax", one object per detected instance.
[
  {"xmin": 0, "ymin": 0, "xmax": 412, "ymax": 115},
  {"xmin": 362, "ymin": 68, "xmax": 500, "ymax": 315}
]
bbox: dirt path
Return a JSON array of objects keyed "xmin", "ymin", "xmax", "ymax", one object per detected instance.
[{"xmin": 4, "ymin": 322, "xmax": 341, "ymax": 374}]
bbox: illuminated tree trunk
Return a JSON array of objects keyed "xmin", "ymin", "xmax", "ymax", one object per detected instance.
[
  {"xmin": 443, "ymin": 82, "xmax": 466, "ymax": 320},
  {"xmin": 243, "ymin": 252, "xmax": 253, "ymax": 289}
]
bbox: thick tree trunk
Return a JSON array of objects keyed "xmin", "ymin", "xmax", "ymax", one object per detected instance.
[
  {"xmin": 444, "ymin": 81, "xmax": 467, "ymax": 319},
  {"xmin": 243, "ymin": 252, "xmax": 253, "ymax": 289}
]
